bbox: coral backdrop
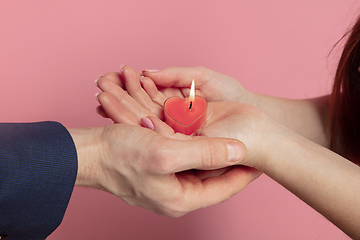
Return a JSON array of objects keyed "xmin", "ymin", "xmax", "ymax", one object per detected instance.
[{"xmin": 1, "ymin": 1, "xmax": 359, "ymax": 239}]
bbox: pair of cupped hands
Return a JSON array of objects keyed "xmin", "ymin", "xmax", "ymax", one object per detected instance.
[{"xmin": 91, "ymin": 65, "xmax": 288, "ymax": 217}]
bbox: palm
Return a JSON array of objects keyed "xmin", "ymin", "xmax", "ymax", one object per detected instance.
[
  {"xmin": 97, "ymin": 66, "xmax": 247, "ymax": 121},
  {"xmin": 201, "ymin": 102, "xmax": 269, "ymax": 163},
  {"xmin": 97, "ymin": 66, "xmax": 262, "ymax": 181}
]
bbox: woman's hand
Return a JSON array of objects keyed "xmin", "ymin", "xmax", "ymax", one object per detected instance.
[
  {"xmin": 96, "ymin": 66, "xmax": 331, "ymax": 148},
  {"xmin": 95, "ymin": 66, "xmax": 265, "ymax": 181},
  {"xmin": 96, "ymin": 66, "xmax": 287, "ymax": 169},
  {"xmin": 141, "ymin": 66, "xmax": 249, "ymax": 103},
  {"xmin": 95, "ymin": 65, "xmax": 252, "ymax": 120},
  {"xmin": 95, "ymin": 65, "xmax": 360, "ymax": 238}
]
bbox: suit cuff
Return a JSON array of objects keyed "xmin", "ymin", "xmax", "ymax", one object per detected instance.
[{"xmin": 0, "ymin": 121, "xmax": 78, "ymax": 240}]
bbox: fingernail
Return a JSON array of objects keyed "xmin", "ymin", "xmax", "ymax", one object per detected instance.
[
  {"xmin": 227, "ymin": 142, "xmax": 245, "ymax": 163},
  {"xmin": 120, "ymin": 65, "xmax": 124, "ymax": 73},
  {"xmin": 140, "ymin": 76, "xmax": 145, "ymax": 84},
  {"xmin": 143, "ymin": 69, "xmax": 159, "ymax": 73},
  {"xmin": 141, "ymin": 117, "xmax": 155, "ymax": 130},
  {"xmin": 94, "ymin": 76, "xmax": 103, "ymax": 86},
  {"xmin": 94, "ymin": 92, "xmax": 99, "ymax": 100}
]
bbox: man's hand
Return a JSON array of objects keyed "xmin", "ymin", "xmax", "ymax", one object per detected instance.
[
  {"xmin": 69, "ymin": 123, "xmax": 258, "ymax": 217},
  {"xmin": 94, "ymin": 66, "xmax": 265, "ymax": 205}
]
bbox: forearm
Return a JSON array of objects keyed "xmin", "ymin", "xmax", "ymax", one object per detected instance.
[
  {"xmin": 262, "ymin": 131, "xmax": 360, "ymax": 239},
  {"xmin": 247, "ymin": 92, "xmax": 330, "ymax": 147}
]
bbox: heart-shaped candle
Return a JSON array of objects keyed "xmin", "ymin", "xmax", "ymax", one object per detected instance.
[{"xmin": 164, "ymin": 80, "xmax": 207, "ymax": 135}]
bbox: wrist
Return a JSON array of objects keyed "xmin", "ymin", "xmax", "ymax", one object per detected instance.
[
  {"xmin": 241, "ymin": 89, "xmax": 260, "ymax": 108},
  {"xmin": 243, "ymin": 116, "xmax": 297, "ymax": 172},
  {"xmin": 255, "ymin": 129, "xmax": 307, "ymax": 176},
  {"xmin": 68, "ymin": 127, "xmax": 104, "ymax": 190}
]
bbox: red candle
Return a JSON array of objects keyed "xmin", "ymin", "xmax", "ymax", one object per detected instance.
[{"xmin": 164, "ymin": 80, "xmax": 207, "ymax": 135}]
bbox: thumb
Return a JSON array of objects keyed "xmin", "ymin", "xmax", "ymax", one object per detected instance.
[
  {"xmin": 140, "ymin": 116, "xmax": 247, "ymax": 171},
  {"xmin": 162, "ymin": 137, "xmax": 247, "ymax": 173}
]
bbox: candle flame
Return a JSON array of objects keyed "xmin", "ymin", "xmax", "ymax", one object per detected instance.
[{"xmin": 189, "ymin": 79, "xmax": 195, "ymax": 109}]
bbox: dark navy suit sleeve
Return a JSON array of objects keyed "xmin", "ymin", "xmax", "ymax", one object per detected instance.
[{"xmin": 0, "ymin": 121, "xmax": 78, "ymax": 240}]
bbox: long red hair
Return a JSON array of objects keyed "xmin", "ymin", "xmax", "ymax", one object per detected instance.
[{"xmin": 329, "ymin": 15, "xmax": 360, "ymax": 164}]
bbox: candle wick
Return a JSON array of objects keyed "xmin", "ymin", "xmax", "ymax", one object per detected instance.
[{"xmin": 189, "ymin": 101, "xmax": 193, "ymax": 110}]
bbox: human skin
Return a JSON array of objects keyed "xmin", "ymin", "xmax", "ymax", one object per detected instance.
[
  {"xmin": 96, "ymin": 66, "xmax": 360, "ymax": 239},
  {"xmin": 141, "ymin": 67, "xmax": 330, "ymax": 147},
  {"xmin": 68, "ymin": 111, "xmax": 260, "ymax": 218}
]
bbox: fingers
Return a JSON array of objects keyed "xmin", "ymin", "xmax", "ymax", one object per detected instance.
[
  {"xmin": 192, "ymin": 167, "xmax": 232, "ymax": 181},
  {"xmin": 97, "ymin": 76, "xmax": 130, "ymax": 103},
  {"xmin": 193, "ymin": 166, "xmax": 261, "ymax": 208},
  {"xmin": 142, "ymin": 116, "xmax": 191, "ymax": 140},
  {"xmin": 142, "ymin": 66, "xmax": 210, "ymax": 88},
  {"xmin": 141, "ymin": 76, "xmax": 167, "ymax": 108},
  {"xmin": 97, "ymin": 72, "xmax": 125, "ymax": 89},
  {"xmin": 97, "ymin": 76, "xmax": 156, "ymax": 120},
  {"xmin": 156, "ymin": 137, "xmax": 247, "ymax": 173},
  {"xmin": 97, "ymin": 92, "xmax": 141, "ymax": 125},
  {"xmin": 142, "ymin": 67, "xmax": 212, "ymax": 100},
  {"xmin": 174, "ymin": 166, "xmax": 261, "ymax": 212},
  {"xmin": 96, "ymin": 105, "xmax": 109, "ymax": 118},
  {"xmin": 142, "ymin": 116, "xmax": 174, "ymax": 136},
  {"xmin": 109, "ymin": 66, "xmax": 165, "ymax": 118},
  {"xmin": 122, "ymin": 66, "xmax": 155, "ymax": 107},
  {"xmin": 96, "ymin": 67, "xmax": 141, "ymax": 90}
]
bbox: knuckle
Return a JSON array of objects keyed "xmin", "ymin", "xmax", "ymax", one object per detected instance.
[
  {"xmin": 159, "ymin": 199, "xmax": 188, "ymax": 218},
  {"xmin": 166, "ymin": 211, "xmax": 185, "ymax": 218},
  {"xmin": 156, "ymin": 201, "xmax": 185, "ymax": 217},
  {"xmin": 201, "ymin": 141, "xmax": 221, "ymax": 169},
  {"xmin": 195, "ymin": 66, "xmax": 213, "ymax": 82},
  {"xmin": 195, "ymin": 66, "xmax": 208, "ymax": 76},
  {"xmin": 146, "ymin": 187, "xmax": 188, "ymax": 217},
  {"xmin": 157, "ymin": 208, "xmax": 183, "ymax": 218}
]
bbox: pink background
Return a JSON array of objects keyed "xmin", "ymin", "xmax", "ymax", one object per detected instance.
[{"xmin": 1, "ymin": 1, "xmax": 359, "ymax": 239}]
